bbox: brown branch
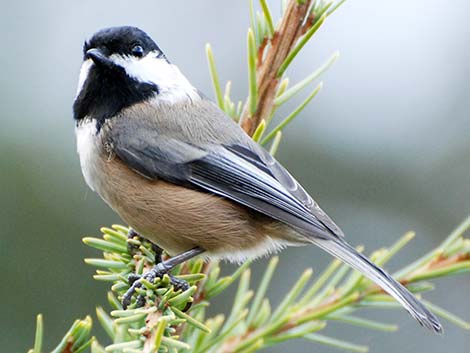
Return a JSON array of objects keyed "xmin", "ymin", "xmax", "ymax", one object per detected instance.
[
  {"xmin": 142, "ymin": 309, "xmax": 162, "ymax": 353},
  {"xmin": 139, "ymin": 260, "xmax": 162, "ymax": 353},
  {"xmin": 240, "ymin": 0, "xmax": 314, "ymax": 136},
  {"xmin": 428, "ymin": 253, "xmax": 470, "ymax": 269}
]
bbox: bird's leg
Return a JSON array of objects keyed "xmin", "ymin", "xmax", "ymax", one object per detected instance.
[
  {"xmin": 126, "ymin": 228, "xmax": 165, "ymax": 307},
  {"xmin": 127, "ymin": 228, "xmax": 163, "ymax": 263},
  {"xmin": 122, "ymin": 246, "xmax": 205, "ymax": 309}
]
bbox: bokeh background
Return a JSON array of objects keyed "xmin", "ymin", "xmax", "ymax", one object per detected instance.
[{"xmin": 1, "ymin": 0, "xmax": 469, "ymax": 352}]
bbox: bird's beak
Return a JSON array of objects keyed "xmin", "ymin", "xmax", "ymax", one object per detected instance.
[{"xmin": 86, "ymin": 48, "xmax": 114, "ymax": 68}]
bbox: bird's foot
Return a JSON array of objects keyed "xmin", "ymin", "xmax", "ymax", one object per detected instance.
[
  {"xmin": 122, "ymin": 246, "xmax": 204, "ymax": 310},
  {"xmin": 122, "ymin": 262, "xmax": 189, "ymax": 309}
]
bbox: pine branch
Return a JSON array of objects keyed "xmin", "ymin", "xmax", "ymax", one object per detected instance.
[
  {"xmin": 29, "ymin": 218, "xmax": 470, "ymax": 352},
  {"xmin": 238, "ymin": 0, "xmax": 332, "ymax": 137},
  {"xmin": 209, "ymin": 0, "xmax": 343, "ymax": 152}
]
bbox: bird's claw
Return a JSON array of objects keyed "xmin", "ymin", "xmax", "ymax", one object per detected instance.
[
  {"xmin": 122, "ymin": 262, "xmax": 189, "ymax": 309},
  {"xmin": 127, "ymin": 273, "xmax": 141, "ymax": 286}
]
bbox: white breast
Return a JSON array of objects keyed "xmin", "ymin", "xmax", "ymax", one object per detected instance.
[{"xmin": 75, "ymin": 119, "xmax": 102, "ymax": 192}]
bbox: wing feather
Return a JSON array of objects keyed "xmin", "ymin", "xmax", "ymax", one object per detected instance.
[
  {"xmin": 225, "ymin": 143, "xmax": 344, "ymax": 237},
  {"xmin": 108, "ymin": 111, "xmax": 343, "ymax": 240}
]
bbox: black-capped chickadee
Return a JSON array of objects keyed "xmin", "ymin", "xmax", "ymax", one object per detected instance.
[{"xmin": 73, "ymin": 26, "xmax": 441, "ymax": 333}]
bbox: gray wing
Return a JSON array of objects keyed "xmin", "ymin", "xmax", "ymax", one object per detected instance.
[
  {"xmin": 108, "ymin": 115, "xmax": 343, "ymax": 239},
  {"xmin": 225, "ymin": 144, "xmax": 344, "ymax": 237}
]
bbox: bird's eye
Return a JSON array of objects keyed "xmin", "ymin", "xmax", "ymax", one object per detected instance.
[{"xmin": 131, "ymin": 45, "xmax": 144, "ymax": 57}]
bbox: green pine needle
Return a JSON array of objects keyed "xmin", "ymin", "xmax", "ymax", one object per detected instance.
[
  {"xmin": 205, "ymin": 43, "xmax": 225, "ymax": 110},
  {"xmin": 259, "ymin": 0, "xmax": 275, "ymax": 37},
  {"xmin": 327, "ymin": 314, "xmax": 398, "ymax": 332},
  {"xmin": 247, "ymin": 28, "xmax": 258, "ymax": 115},
  {"xmin": 33, "ymin": 314, "xmax": 43, "ymax": 353},
  {"xmin": 247, "ymin": 256, "xmax": 279, "ymax": 326},
  {"xmin": 268, "ymin": 131, "xmax": 282, "ymax": 156},
  {"xmin": 304, "ymin": 333, "xmax": 369, "ymax": 353},
  {"xmin": 252, "ymin": 119, "xmax": 267, "ymax": 142}
]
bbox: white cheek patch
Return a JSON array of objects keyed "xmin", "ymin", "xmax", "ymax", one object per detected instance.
[
  {"xmin": 109, "ymin": 52, "xmax": 200, "ymax": 104},
  {"xmin": 76, "ymin": 59, "xmax": 93, "ymax": 97}
]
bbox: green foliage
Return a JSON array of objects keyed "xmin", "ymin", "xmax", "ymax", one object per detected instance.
[{"xmin": 28, "ymin": 315, "xmax": 93, "ymax": 353}]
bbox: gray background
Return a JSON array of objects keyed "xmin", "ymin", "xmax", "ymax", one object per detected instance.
[{"xmin": 1, "ymin": 0, "xmax": 469, "ymax": 352}]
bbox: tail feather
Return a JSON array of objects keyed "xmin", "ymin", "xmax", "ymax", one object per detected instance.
[{"xmin": 310, "ymin": 238, "xmax": 442, "ymax": 333}]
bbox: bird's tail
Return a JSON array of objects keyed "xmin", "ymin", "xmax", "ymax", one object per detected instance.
[{"xmin": 309, "ymin": 237, "xmax": 442, "ymax": 333}]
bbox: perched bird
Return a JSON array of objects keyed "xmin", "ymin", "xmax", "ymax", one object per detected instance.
[{"xmin": 74, "ymin": 26, "xmax": 441, "ymax": 333}]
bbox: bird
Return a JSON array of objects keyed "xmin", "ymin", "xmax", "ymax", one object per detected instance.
[{"xmin": 73, "ymin": 26, "xmax": 441, "ymax": 333}]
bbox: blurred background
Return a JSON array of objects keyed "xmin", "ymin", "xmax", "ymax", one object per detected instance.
[{"xmin": 1, "ymin": 0, "xmax": 469, "ymax": 352}]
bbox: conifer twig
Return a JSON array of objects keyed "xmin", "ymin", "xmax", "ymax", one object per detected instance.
[{"xmin": 239, "ymin": 0, "xmax": 327, "ymax": 136}]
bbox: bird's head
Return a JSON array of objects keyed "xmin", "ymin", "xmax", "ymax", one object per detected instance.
[{"xmin": 73, "ymin": 26, "xmax": 198, "ymax": 126}]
